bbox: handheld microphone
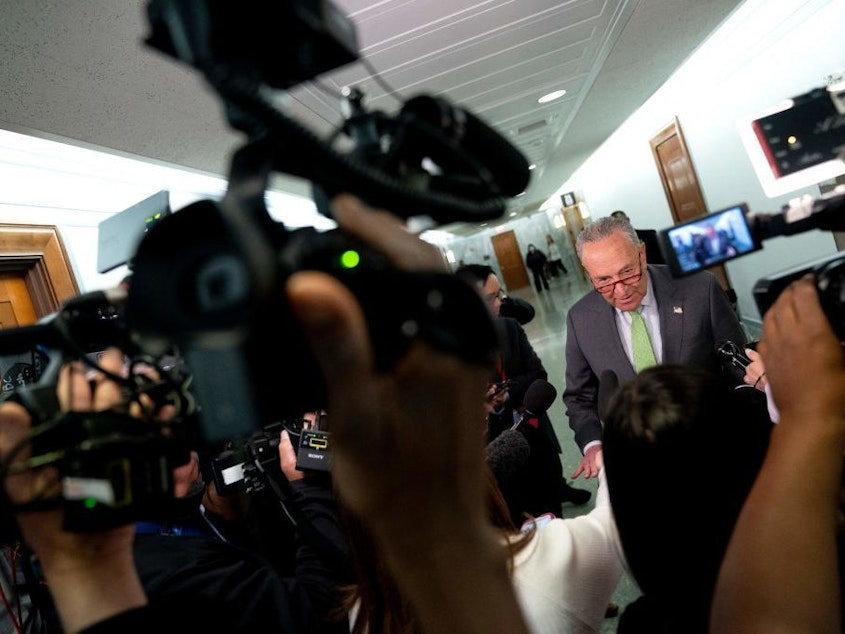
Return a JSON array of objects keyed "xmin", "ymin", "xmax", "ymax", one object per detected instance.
[
  {"xmin": 512, "ymin": 379, "xmax": 557, "ymax": 430},
  {"xmin": 716, "ymin": 340, "xmax": 753, "ymax": 386},
  {"xmin": 716, "ymin": 340, "xmax": 752, "ymax": 370},
  {"xmin": 485, "ymin": 430, "xmax": 531, "ymax": 484},
  {"xmin": 597, "ymin": 370, "xmax": 620, "ymax": 421}
]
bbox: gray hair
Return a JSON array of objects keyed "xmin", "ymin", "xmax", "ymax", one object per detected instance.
[{"xmin": 575, "ymin": 216, "xmax": 641, "ymax": 260}]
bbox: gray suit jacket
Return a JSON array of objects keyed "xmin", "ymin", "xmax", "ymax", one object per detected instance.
[{"xmin": 562, "ymin": 265, "xmax": 746, "ymax": 452}]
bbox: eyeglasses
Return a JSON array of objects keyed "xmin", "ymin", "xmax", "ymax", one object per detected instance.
[
  {"xmin": 484, "ymin": 289, "xmax": 506, "ymax": 304},
  {"xmin": 591, "ymin": 262, "xmax": 643, "ymax": 295}
]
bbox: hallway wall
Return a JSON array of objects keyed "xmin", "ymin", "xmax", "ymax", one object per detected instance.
[
  {"xmin": 553, "ymin": 0, "xmax": 845, "ymax": 328},
  {"xmin": 439, "ymin": 0, "xmax": 845, "ymax": 332}
]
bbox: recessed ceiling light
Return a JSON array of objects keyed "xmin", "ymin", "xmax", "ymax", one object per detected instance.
[
  {"xmin": 528, "ymin": 164, "xmax": 536, "ymax": 170},
  {"xmin": 538, "ymin": 89, "xmax": 566, "ymax": 104}
]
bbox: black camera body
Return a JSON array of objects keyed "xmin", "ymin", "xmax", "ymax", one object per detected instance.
[
  {"xmin": 125, "ymin": 196, "xmax": 500, "ymax": 443},
  {"xmin": 296, "ymin": 430, "xmax": 332, "ymax": 472},
  {"xmin": 753, "ymin": 252, "xmax": 845, "ymax": 341},
  {"xmin": 211, "ymin": 428, "xmax": 284, "ymax": 496},
  {"xmin": 210, "ymin": 418, "xmax": 332, "ymax": 497}
]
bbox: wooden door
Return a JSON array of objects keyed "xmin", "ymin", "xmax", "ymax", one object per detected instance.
[
  {"xmin": 0, "ymin": 224, "xmax": 79, "ymax": 383},
  {"xmin": 491, "ymin": 230, "xmax": 530, "ymax": 291},
  {"xmin": 562, "ymin": 202, "xmax": 588, "ymax": 282},
  {"xmin": 0, "ymin": 273, "xmax": 38, "ymax": 328},
  {"xmin": 0, "ymin": 224, "xmax": 79, "ymax": 317},
  {"xmin": 650, "ymin": 117, "xmax": 731, "ymax": 290}
]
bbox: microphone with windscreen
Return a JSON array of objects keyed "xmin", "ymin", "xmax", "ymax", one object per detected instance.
[
  {"xmin": 597, "ymin": 370, "xmax": 620, "ymax": 421},
  {"xmin": 512, "ymin": 379, "xmax": 558, "ymax": 430},
  {"xmin": 485, "ymin": 430, "xmax": 531, "ymax": 484}
]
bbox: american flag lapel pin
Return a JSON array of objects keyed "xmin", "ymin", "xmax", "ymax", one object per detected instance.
[{"xmin": 673, "ymin": 306, "xmax": 683, "ymax": 314}]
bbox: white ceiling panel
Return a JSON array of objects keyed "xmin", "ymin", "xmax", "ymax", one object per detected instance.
[{"xmin": 0, "ymin": 0, "xmax": 745, "ymax": 235}]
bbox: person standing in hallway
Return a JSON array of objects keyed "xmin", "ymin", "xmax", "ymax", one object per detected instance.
[
  {"xmin": 562, "ymin": 216, "xmax": 746, "ymax": 481},
  {"xmin": 545, "ymin": 234, "xmax": 568, "ymax": 277},
  {"xmin": 525, "ymin": 244, "xmax": 550, "ymax": 293}
]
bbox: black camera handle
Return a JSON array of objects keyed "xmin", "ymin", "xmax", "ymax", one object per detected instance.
[{"xmin": 748, "ymin": 186, "xmax": 845, "ymax": 241}]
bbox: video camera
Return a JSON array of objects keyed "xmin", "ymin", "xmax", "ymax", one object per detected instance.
[
  {"xmin": 656, "ymin": 82, "xmax": 845, "ymax": 335},
  {"xmin": 0, "ymin": 289, "xmax": 198, "ymax": 542},
  {"xmin": 0, "ymin": 0, "xmax": 523, "ymax": 533},
  {"xmin": 210, "ymin": 412, "xmax": 331, "ymax": 497},
  {"xmin": 656, "ymin": 185, "xmax": 845, "ymax": 338}
]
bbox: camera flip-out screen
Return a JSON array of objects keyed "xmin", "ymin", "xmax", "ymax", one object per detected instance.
[
  {"xmin": 738, "ymin": 83, "xmax": 845, "ymax": 198},
  {"xmin": 658, "ymin": 203, "xmax": 761, "ymax": 277}
]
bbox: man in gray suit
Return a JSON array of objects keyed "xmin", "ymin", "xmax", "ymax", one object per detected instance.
[{"xmin": 563, "ymin": 216, "xmax": 747, "ymax": 480}]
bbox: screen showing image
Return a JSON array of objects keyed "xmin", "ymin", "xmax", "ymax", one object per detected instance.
[{"xmin": 660, "ymin": 203, "xmax": 760, "ymax": 276}]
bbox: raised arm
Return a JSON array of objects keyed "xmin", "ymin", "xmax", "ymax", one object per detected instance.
[
  {"xmin": 711, "ymin": 277, "xmax": 845, "ymax": 633},
  {"xmin": 286, "ymin": 194, "xmax": 528, "ymax": 634}
]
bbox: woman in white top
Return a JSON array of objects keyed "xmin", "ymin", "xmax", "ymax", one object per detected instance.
[
  {"xmin": 341, "ymin": 463, "xmax": 626, "ymax": 633},
  {"xmin": 545, "ymin": 234, "xmax": 568, "ymax": 277}
]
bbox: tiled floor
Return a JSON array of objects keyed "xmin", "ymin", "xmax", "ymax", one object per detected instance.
[{"xmin": 506, "ymin": 271, "xmax": 641, "ymax": 633}]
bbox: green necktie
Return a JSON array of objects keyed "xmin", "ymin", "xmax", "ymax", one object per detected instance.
[{"xmin": 628, "ymin": 309, "xmax": 657, "ymax": 372}]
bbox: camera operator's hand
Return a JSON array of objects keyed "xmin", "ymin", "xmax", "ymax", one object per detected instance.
[
  {"xmin": 278, "ymin": 429, "xmax": 305, "ymax": 482},
  {"xmin": 712, "ymin": 277, "xmax": 845, "ymax": 632},
  {"xmin": 758, "ymin": 277, "xmax": 845, "ymax": 425},
  {"xmin": 0, "ymin": 347, "xmax": 147, "ymax": 633},
  {"xmin": 742, "ymin": 347, "xmax": 768, "ymax": 392},
  {"xmin": 285, "ymin": 195, "xmax": 527, "ymax": 634},
  {"xmin": 330, "ymin": 194, "xmax": 449, "ymax": 272},
  {"xmin": 484, "ymin": 382, "xmax": 509, "ymax": 413}
]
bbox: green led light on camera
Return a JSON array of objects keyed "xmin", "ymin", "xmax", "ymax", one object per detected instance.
[
  {"xmin": 84, "ymin": 498, "xmax": 98, "ymax": 509},
  {"xmin": 339, "ymin": 250, "xmax": 361, "ymax": 269}
]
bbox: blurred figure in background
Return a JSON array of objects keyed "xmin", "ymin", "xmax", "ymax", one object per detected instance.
[
  {"xmin": 525, "ymin": 244, "xmax": 551, "ymax": 293},
  {"xmin": 545, "ymin": 234, "xmax": 568, "ymax": 277},
  {"xmin": 610, "ymin": 210, "xmax": 665, "ymax": 265}
]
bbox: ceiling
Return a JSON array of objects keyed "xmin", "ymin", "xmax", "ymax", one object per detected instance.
[{"xmin": 0, "ymin": 0, "xmax": 744, "ymax": 237}]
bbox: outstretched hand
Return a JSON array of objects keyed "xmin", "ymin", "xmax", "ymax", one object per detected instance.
[{"xmin": 571, "ymin": 444, "xmax": 603, "ymax": 480}]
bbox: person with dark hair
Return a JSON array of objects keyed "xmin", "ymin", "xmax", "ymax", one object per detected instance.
[
  {"xmin": 455, "ymin": 263, "xmax": 590, "ymax": 525},
  {"xmin": 563, "ymin": 215, "xmax": 746, "ymax": 482},
  {"xmin": 601, "ymin": 364, "xmax": 773, "ymax": 631},
  {"xmin": 696, "ymin": 224, "xmax": 738, "ymax": 266},
  {"xmin": 452, "ymin": 263, "xmax": 535, "ymax": 324},
  {"xmin": 525, "ymin": 244, "xmax": 550, "ymax": 293}
]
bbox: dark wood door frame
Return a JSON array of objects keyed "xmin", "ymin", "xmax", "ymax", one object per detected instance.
[
  {"xmin": 649, "ymin": 117, "xmax": 708, "ymax": 224},
  {"xmin": 0, "ymin": 224, "xmax": 80, "ymax": 318},
  {"xmin": 650, "ymin": 117, "xmax": 731, "ymax": 291}
]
